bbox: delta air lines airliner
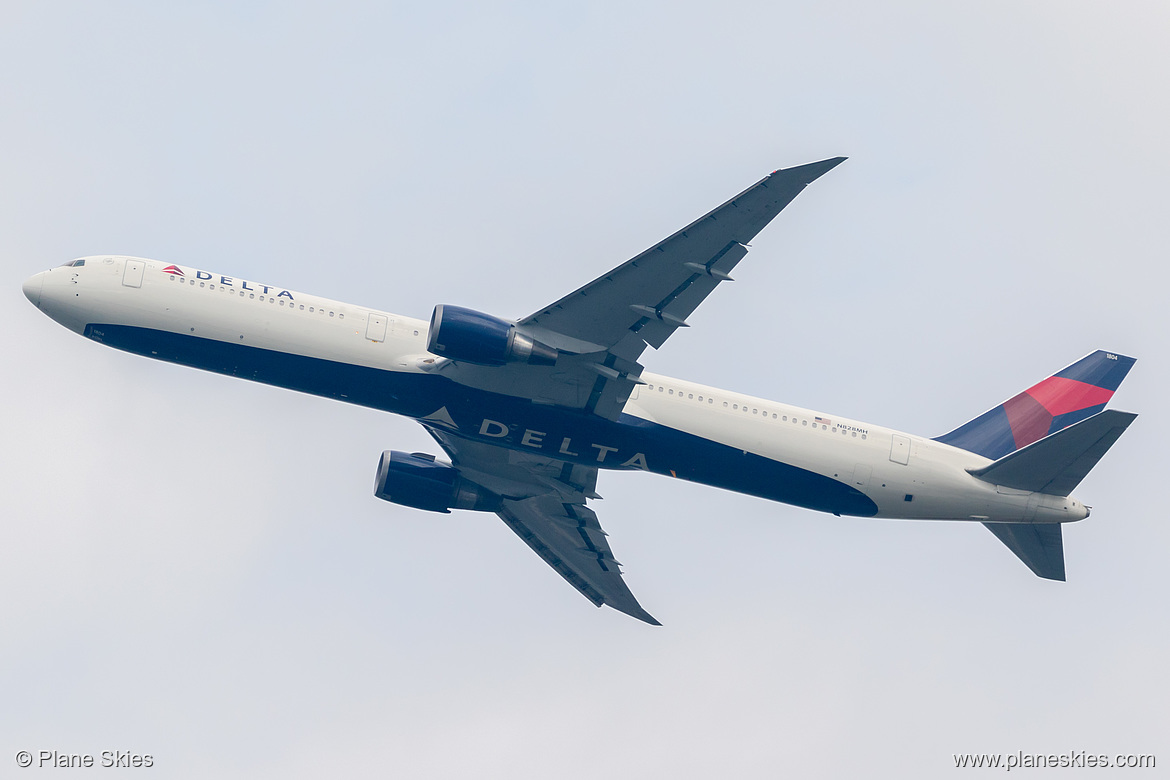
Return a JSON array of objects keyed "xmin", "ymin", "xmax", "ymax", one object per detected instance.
[{"xmin": 23, "ymin": 158, "xmax": 1137, "ymax": 624}]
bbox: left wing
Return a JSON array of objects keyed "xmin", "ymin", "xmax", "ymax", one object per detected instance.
[
  {"xmin": 426, "ymin": 426, "xmax": 660, "ymax": 625},
  {"xmin": 519, "ymin": 157, "xmax": 847, "ymax": 361},
  {"xmin": 428, "ymin": 157, "xmax": 845, "ymax": 420}
]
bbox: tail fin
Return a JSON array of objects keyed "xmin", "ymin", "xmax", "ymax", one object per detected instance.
[{"xmin": 934, "ymin": 350, "xmax": 1136, "ymax": 460}]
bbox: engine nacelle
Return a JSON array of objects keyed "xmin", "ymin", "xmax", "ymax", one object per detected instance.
[
  {"xmin": 373, "ymin": 450, "xmax": 499, "ymax": 513},
  {"xmin": 427, "ymin": 304, "xmax": 557, "ymax": 366}
]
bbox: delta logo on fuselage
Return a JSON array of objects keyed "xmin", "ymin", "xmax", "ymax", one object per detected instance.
[
  {"xmin": 475, "ymin": 418, "xmax": 649, "ymax": 471},
  {"xmin": 162, "ymin": 265, "xmax": 295, "ymax": 301}
]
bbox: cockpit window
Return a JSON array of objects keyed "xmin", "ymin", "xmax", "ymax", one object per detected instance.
[{"xmin": 59, "ymin": 258, "xmax": 85, "ymax": 267}]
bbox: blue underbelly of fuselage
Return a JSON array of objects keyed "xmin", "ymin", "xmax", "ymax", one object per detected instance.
[{"xmin": 85, "ymin": 323, "xmax": 878, "ymax": 518}]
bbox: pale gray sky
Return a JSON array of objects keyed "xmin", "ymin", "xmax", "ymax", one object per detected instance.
[{"xmin": 2, "ymin": 2, "xmax": 1167, "ymax": 777}]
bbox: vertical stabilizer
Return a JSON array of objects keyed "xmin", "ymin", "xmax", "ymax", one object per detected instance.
[{"xmin": 935, "ymin": 350, "xmax": 1136, "ymax": 460}]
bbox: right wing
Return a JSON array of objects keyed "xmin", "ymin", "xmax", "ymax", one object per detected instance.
[
  {"xmin": 497, "ymin": 494, "xmax": 660, "ymax": 625},
  {"xmin": 425, "ymin": 426, "xmax": 660, "ymax": 625}
]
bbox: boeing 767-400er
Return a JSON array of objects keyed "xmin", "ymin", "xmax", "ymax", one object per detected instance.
[{"xmin": 23, "ymin": 158, "xmax": 1137, "ymax": 624}]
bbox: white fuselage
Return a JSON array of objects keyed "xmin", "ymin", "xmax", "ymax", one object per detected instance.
[{"xmin": 23, "ymin": 256, "xmax": 1089, "ymax": 526}]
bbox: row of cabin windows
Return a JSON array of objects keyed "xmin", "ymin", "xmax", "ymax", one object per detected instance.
[
  {"xmin": 644, "ymin": 383, "xmax": 867, "ymax": 440},
  {"xmin": 170, "ymin": 273, "xmax": 342, "ymax": 318}
]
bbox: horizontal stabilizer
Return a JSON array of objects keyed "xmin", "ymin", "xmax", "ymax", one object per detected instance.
[
  {"xmin": 982, "ymin": 522, "xmax": 1066, "ymax": 581},
  {"xmin": 969, "ymin": 410, "xmax": 1137, "ymax": 496}
]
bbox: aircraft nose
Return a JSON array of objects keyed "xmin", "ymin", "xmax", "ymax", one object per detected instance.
[{"xmin": 22, "ymin": 272, "xmax": 43, "ymax": 308}]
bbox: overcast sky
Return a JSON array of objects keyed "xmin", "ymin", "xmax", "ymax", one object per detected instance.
[{"xmin": 2, "ymin": 2, "xmax": 1167, "ymax": 777}]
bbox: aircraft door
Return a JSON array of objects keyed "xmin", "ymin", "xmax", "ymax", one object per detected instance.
[
  {"xmin": 890, "ymin": 434, "xmax": 911, "ymax": 465},
  {"xmin": 366, "ymin": 313, "xmax": 388, "ymax": 342},
  {"xmin": 122, "ymin": 259, "xmax": 145, "ymax": 288}
]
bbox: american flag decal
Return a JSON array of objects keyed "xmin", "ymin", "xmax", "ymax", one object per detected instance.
[{"xmin": 815, "ymin": 416, "xmax": 832, "ymax": 426}]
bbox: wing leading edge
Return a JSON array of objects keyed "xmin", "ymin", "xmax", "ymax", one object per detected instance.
[
  {"xmin": 425, "ymin": 426, "xmax": 660, "ymax": 624},
  {"xmin": 430, "ymin": 158, "xmax": 846, "ymax": 421},
  {"xmin": 519, "ymin": 156, "xmax": 847, "ymax": 364},
  {"xmin": 498, "ymin": 495, "xmax": 660, "ymax": 625}
]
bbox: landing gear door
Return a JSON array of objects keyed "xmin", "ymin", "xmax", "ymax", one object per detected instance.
[{"xmin": 122, "ymin": 259, "xmax": 145, "ymax": 288}]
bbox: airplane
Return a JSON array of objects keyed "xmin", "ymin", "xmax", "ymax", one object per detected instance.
[{"xmin": 22, "ymin": 157, "xmax": 1137, "ymax": 625}]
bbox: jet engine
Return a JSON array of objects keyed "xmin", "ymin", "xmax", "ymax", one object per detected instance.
[
  {"xmin": 373, "ymin": 450, "xmax": 499, "ymax": 513},
  {"xmin": 427, "ymin": 304, "xmax": 557, "ymax": 366}
]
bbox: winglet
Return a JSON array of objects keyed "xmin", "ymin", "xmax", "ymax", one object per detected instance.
[
  {"xmin": 599, "ymin": 591, "xmax": 662, "ymax": 626},
  {"xmin": 772, "ymin": 156, "xmax": 848, "ymax": 183}
]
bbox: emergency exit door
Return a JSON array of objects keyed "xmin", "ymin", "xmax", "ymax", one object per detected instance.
[
  {"xmin": 890, "ymin": 434, "xmax": 911, "ymax": 465},
  {"xmin": 122, "ymin": 259, "xmax": 145, "ymax": 288},
  {"xmin": 366, "ymin": 313, "xmax": 388, "ymax": 342}
]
